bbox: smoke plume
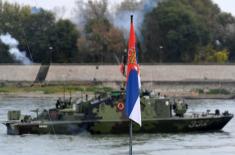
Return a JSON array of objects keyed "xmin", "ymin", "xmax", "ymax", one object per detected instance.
[
  {"xmin": 111, "ymin": 0, "xmax": 161, "ymax": 39},
  {"xmin": 73, "ymin": 0, "xmax": 161, "ymax": 38},
  {"xmin": 0, "ymin": 33, "xmax": 32, "ymax": 64}
]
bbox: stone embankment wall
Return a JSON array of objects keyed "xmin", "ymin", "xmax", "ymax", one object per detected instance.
[
  {"xmin": 1, "ymin": 64, "xmax": 235, "ymax": 82},
  {"xmin": 1, "ymin": 64, "xmax": 235, "ymax": 95},
  {"xmin": 0, "ymin": 65, "xmax": 40, "ymax": 82}
]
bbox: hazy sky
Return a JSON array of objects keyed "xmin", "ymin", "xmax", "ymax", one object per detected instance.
[
  {"xmin": 2, "ymin": 0, "xmax": 235, "ymax": 18},
  {"xmin": 2, "ymin": 0, "xmax": 121, "ymax": 18},
  {"xmin": 213, "ymin": 0, "xmax": 235, "ymax": 15}
]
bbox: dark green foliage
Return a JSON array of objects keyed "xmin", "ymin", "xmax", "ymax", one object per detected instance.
[
  {"xmin": 142, "ymin": 0, "xmax": 235, "ymax": 63},
  {"xmin": 49, "ymin": 20, "xmax": 79, "ymax": 63},
  {"xmin": 1, "ymin": 0, "xmax": 235, "ymax": 63},
  {"xmin": 226, "ymin": 34, "xmax": 235, "ymax": 61},
  {"xmin": 22, "ymin": 10, "xmax": 56, "ymax": 63},
  {"xmin": 197, "ymin": 89, "xmax": 204, "ymax": 94},
  {"xmin": 0, "ymin": 43, "xmax": 14, "ymax": 63},
  {"xmin": 76, "ymin": 0, "xmax": 125, "ymax": 63},
  {"xmin": 143, "ymin": 0, "xmax": 211, "ymax": 62},
  {"xmin": 207, "ymin": 89, "xmax": 230, "ymax": 95},
  {"xmin": 0, "ymin": 1, "xmax": 79, "ymax": 64}
]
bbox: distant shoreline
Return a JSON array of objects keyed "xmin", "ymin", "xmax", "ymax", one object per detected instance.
[
  {"xmin": 0, "ymin": 92, "xmax": 64, "ymax": 98},
  {"xmin": 184, "ymin": 94, "xmax": 235, "ymax": 100},
  {"xmin": 0, "ymin": 85, "xmax": 234, "ymax": 100},
  {"xmin": 0, "ymin": 91, "xmax": 234, "ymax": 100}
]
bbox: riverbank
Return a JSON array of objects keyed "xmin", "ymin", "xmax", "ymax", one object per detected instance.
[
  {"xmin": 1, "ymin": 64, "xmax": 235, "ymax": 100},
  {"xmin": 0, "ymin": 85, "xmax": 111, "ymax": 99},
  {"xmin": 184, "ymin": 94, "xmax": 235, "ymax": 100},
  {"xmin": 0, "ymin": 85, "xmax": 234, "ymax": 99}
]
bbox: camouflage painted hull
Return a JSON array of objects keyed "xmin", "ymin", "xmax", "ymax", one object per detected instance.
[{"xmin": 4, "ymin": 114, "xmax": 233, "ymax": 135}]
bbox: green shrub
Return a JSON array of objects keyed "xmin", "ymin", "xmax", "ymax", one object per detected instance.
[{"xmin": 207, "ymin": 89, "xmax": 230, "ymax": 95}]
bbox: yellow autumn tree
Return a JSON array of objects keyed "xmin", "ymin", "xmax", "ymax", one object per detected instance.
[
  {"xmin": 194, "ymin": 44, "xmax": 229, "ymax": 63},
  {"xmin": 208, "ymin": 49, "xmax": 229, "ymax": 63}
]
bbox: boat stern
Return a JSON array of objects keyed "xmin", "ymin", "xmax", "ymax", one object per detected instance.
[{"xmin": 3, "ymin": 122, "xmax": 20, "ymax": 135}]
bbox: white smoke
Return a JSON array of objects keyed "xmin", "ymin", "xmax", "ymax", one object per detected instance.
[
  {"xmin": 0, "ymin": 33, "xmax": 32, "ymax": 64},
  {"xmin": 72, "ymin": 0, "xmax": 161, "ymax": 38},
  {"xmin": 111, "ymin": 0, "xmax": 161, "ymax": 39}
]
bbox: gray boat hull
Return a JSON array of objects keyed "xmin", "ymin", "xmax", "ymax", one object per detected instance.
[{"xmin": 4, "ymin": 114, "xmax": 233, "ymax": 135}]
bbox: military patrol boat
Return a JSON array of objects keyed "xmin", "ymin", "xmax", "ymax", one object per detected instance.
[{"xmin": 3, "ymin": 90, "xmax": 233, "ymax": 135}]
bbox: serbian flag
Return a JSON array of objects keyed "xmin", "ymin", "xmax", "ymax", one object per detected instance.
[{"xmin": 125, "ymin": 15, "xmax": 141, "ymax": 126}]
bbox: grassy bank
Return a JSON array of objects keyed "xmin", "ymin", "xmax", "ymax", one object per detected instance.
[
  {"xmin": 0, "ymin": 85, "xmax": 112, "ymax": 94},
  {"xmin": 196, "ymin": 88, "xmax": 231, "ymax": 95},
  {"xmin": 1, "ymin": 85, "xmax": 234, "ymax": 99}
]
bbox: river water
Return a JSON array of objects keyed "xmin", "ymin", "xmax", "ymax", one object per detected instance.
[{"xmin": 0, "ymin": 97, "xmax": 234, "ymax": 155}]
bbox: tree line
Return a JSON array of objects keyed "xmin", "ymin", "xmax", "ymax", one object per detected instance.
[{"xmin": 0, "ymin": 0, "xmax": 235, "ymax": 64}]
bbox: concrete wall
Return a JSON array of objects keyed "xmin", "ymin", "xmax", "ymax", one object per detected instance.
[
  {"xmin": 1, "ymin": 64, "xmax": 235, "ymax": 95},
  {"xmin": 46, "ymin": 64, "xmax": 235, "ymax": 82},
  {"xmin": 1, "ymin": 64, "xmax": 235, "ymax": 82},
  {"xmin": 46, "ymin": 65, "xmax": 125, "ymax": 82},
  {"xmin": 0, "ymin": 65, "xmax": 40, "ymax": 82},
  {"xmin": 141, "ymin": 65, "xmax": 235, "ymax": 82}
]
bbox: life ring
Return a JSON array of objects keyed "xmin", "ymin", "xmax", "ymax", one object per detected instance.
[{"xmin": 117, "ymin": 102, "xmax": 125, "ymax": 111}]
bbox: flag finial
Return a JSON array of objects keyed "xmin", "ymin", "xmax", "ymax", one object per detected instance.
[{"xmin": 131, "ymin": 15, "xmax": 133, "ymax": 23}]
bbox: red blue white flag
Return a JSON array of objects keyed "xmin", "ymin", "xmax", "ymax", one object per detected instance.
[{"xmin": 125, "ymin": 16, "xmax": 141, "ymax": 126}]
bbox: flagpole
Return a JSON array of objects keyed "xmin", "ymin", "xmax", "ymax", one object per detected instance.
[
  {"xmin": 129, "ymin": 119, "xmax": 133, "ymax": 155},
  {"xmin": 128, "ymin": 15, "xmax": 134, "ymax": 155}
]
